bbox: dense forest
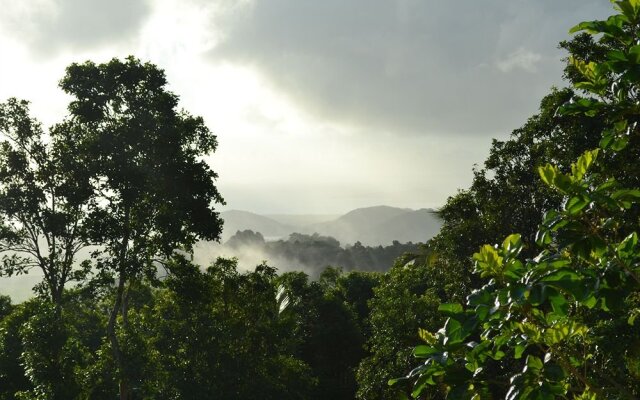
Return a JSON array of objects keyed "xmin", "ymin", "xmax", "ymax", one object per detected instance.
[
  {"xmin": 221, "ymin": 230, "xmax": 420, "ymax": 275},
  {"xmin": 1, "ymin": 2, "xmax": 640, "ymax": 399}
]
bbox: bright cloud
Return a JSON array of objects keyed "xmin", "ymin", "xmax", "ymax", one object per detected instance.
[
  {"xmin": 497, "ymin": 48, "xmax": 543, "ymax": 73},
  {"xmin": 0, "ymin": 0, "xmax": 614, "ymax": 215}
]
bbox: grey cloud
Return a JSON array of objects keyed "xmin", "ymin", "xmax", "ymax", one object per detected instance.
[
  {"xmin": 211, "ymin": 0, "xmax": 612, "ymax": 136},
  {"xmin": 1, "ymin": 0, "xmax": 151, "ymax": 54}
]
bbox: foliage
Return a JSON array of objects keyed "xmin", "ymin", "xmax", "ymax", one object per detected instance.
[
  {"xmin": 396, "ymin": 2, "xmax": 640, "ymax": 398},
  {"xmin": 146, "ymin": 257, "xmax": 316, "ymax": 400},
  {"xmin": 357, "ymin": 30, "xmax": 607, "ymax": 400},
  {"xmin": 356, "ymin": 247, "xmax": 468, "ymax": 400},
  {"xmin": 55, "ymin": 56, "xmax": 226, "ymax": 398},
  {"xmin": 0, "ymin": 296, "xmax": 104, "ymax": 400},
  {"xmin": 278, "ymin": 267, "xmax": 381, "ymax": 400},
  {"xmin": 435, "ymin": 86, "xmax": 603, "ymax": 272},
  {"xmin": 0, "ymin": 295, "xmax": 11, "ymax": 319},
  {"xmin": 0, "ymin": 301, "xmax": 35, "ymax": 399},
  {"xmin": 226, "ymin": 230, "xmax": 420, "ymax": 274},
  {"xmin": 0, "ymin": 99, "xmax": 92, "ymax": 305}
]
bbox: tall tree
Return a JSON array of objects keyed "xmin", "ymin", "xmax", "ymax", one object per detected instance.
[
  {"xmin": 0, "ymin": 99, "xmax": 92, "ymax": 308},
  {"xmin": 0, "ymin": 99, "xmax": 95, "ymax": 399},
  {"xmin": 58, "ymin": 57, "xmax": 225, "ymax": 400},
  {"xmin": 398, "ymin": 1, "xmax": 640, "ymax": 397}
]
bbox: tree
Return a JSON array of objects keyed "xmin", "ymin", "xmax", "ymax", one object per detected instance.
[
  {"xmin": 0, "ymin": 300, "xmax": 37, "ymax": 399},
  {"xmin": 357, "ymin": 70, "xmax": 604, "ymax": 400},
  {"xmin": 432, "ymin": 87, "xmax": 604, "ymax": 280},
  {"xmin": 143, "ymin": 257, "xmax": 316, "ymax": 400},
  {"xmin": 58, "ymin": 57, "xmax": 225, "ymax": 399},
  {"xmin": 278, "ymin": 268, "xmax": 379, "ymax": 400},
  {"xmin": 356, "ymin": 248, "xmax": 467, "ymax": 400},
  {"xmin": 0, "ymin": 98, "xmax": 95, "ymax": 400},
  {"xmin": 0, "ymin": 295, "xmax": 11, "ymax": 319},
  {"xmin": 0, "ymin": 99, "xmax": 92, "ymax": 308},
  {"xmin": 397, "ymin": 1, "xmax": 640, "ymax": 398}
]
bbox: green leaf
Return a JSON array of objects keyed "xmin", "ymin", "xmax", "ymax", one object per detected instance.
[
  {"xmin": 548, "ymin": 293, "xmax": 569, "ymax": 317},
  {"xmin": 539, "ymin": 269, "xmax": 587, "ymax": 300},
  {"xmin": 615, "ymin": 0, "xmax": 640, "ymax": 21},
  {"xmin": 517, "ymin": 322, "xmax": 542, "ymax": 342},
  {"xmin": 526, "ymin": 355, "xmax": 544, "ymax": 372},
  {"xmin": 614, "ymin": 119, "xmax": 629, "ymax": 132},
  {"xmin": 608, "ymin": 50, "xmax": 629, "ymax": 62},
  {"xmin": 612, "ymin": 188, "xmax": 640, "ymax": 208},
  {"xmin": 599, "ymin": 288, "xmax": 625, "ymax": 312},
  {"xmin": 617, "ymin": 232, "xmax": 638, "ymax": 258},
  {"xmin": 558, "ymin": 97, "xmax": 604, "ymax": 117},
  {"xmin": 599, "ymin": 131, "xmax": 615, "ymax": 148},
  {"xmin": 611, "ymin": 135, "xmax": 630, "ymax": 151},
  {"xmin": 538, "ymin": 164, "xmax": 558, "ymax": 187},
  {"xmin": 514, "ymin": 343, "xmax": 527, "ymax": 359},
  {"xmin": 467, "ymin": 288, "xmax": 492, "ymax": 307},
  {"xmin": 564, "ymin": 195, "xmax": 590, "ymax": 215},
  {"xmin": 414, "ymin": 345, "xmax": 439, "ymax": 358},
  {"xmin": 502, "ymin": 234, "xmax": 523, "ymax": 259},
  {"xmin": 543, "ymin": 363, "xmax": 566, "ymax": 382},
  {"xmin": 411, "ymin": 375, "xmax": 428, "ymax": 398},
  {"xmin": 596, "ymin": 178, "xmax": 618, "ymax": 192},
  {"xmin": 569, "ymin": 21, "xmax": 597, "ymax": 34},
  {"xmin": 438, "ymin": 303, "xmax": 464, "ymax": 316},
  {"xmin": 418, "ymin": 328, "xmax": 438, "ymax": 345},
  {"xmin": 504, "ymin": 260, "xmax": 525, "ymax": 280},
  {"xmin": 544, "ymin": 321, "xmax": 588, "ymax": 345},
  {"xmin": 569, "ymin": 14, "xmax": 628, "ymax": 37},
  {"xmin": 475, "ymin": 304, "xmax": 490, "ymax": 321},
  {"xmin": 528, "ymin": 284, "xmax": 550, "ymax": 306},
  {"xmin": 388, "ymin": 377, "xmax": 406, "ymax": 386},
  {"xmin": 442, "ymin": 317, "xmax": 474, "ymax": 346},
  {"xmin": 571, "ymin": 149, "xmax": 599, "ymax": 181},
  {"xmin": 535, "ymin": 229, "xmax": 551, "ymax": 247},
  {"xmin": 473, "ymin": 245, "xmax": 503, "ymax": 278},
  {"xmin": 581, "ymin": 294, "xmax": 598, "ymax": 309}
]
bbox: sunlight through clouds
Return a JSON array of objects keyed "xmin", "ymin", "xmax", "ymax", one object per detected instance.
[{"xmin": 0, "ymin": 0, "xmax": 615, "ymax": 214}]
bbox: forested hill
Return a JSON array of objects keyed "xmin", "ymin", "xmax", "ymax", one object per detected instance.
[
  {"xmin": 220, "ymin": 205, "xmax": 442, "ymax": 245},
  {"xmin": 199, "ymin": 230, "xmax": 421, "ymax": 276}
]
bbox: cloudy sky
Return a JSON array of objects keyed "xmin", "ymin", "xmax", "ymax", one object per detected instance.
[{"xmin": 0, "ymin": 0, "xmax": 612, "ymax": 214}]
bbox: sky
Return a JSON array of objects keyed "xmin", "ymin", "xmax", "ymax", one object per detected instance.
[{"xmin": 0, "ymin": 0, "xmax": 613, "ymax": 215}]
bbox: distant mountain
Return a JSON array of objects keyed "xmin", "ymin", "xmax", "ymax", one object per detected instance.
[
  {"xmin": 220, "ymin": 210, "xmax": 293, "ymax": 241},
  {"xmin": 307, "ymin": 206, "xmax": 441, "ymax": 246},
  {"xmin": 266, "ymin": 214, "xmax": 339, "ymax": 227},
  {"xmin": 220, "ymin": 206, "xmax": 442, "ymax": 246},
  {"xmin": 368, "ymin": 208, "xmax": 442, "ymax": 245}
]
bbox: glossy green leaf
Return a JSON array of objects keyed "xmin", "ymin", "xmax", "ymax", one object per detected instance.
[
  {"xmin": 526, "ymin": 355, "xmax": 544, "ymax": 372},
  {"xmin": 617, "ymin": 232, "xmax": 638, "ymax": 258},
  {"xmin": 611, "ymin": 135, "xmax": 630, "ymax": 151},
  {"xmin": 612, "ymin": 188, "xmax": 640, "ymax": 208},
  {"xmin": 438, "ymin": 303, "xmax": 463, "ymax": 316},
  {"xmin": 570, "ymin": 149, "xmax": 599, "ymax": 181},
  {"xmin": 414, "ymin": 345, "xmax": 439, "ymax": 358},
  {"xmin": 564, "ymin": 195, "xmax": 590, "ymax": 215},
  {"xmin": 548, "ymin": 293, "xmax": 569, "ymax": 317},
  {"xmin": 502, "ymin": 234, "xmax": 523, "ymax": 259}
]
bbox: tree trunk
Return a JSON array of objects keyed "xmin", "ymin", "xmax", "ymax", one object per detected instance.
[
  {"xmin": 109, "ymin": 205, "xmax": 132, "ymax": 400},
  {"xmin": 107, "ymin": 272, "xmax": 130, "ymax": 400}
]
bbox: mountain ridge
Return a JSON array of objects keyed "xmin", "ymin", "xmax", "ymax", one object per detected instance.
[{"xmin": 221, "ymin": 205, "xmax": 442, "ymax": 245}]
